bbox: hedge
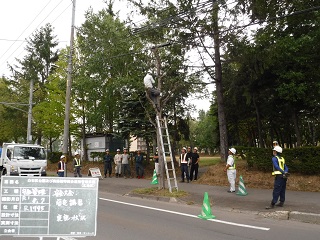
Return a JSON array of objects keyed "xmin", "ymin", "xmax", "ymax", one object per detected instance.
[{"xmin": 234, "ymin": 146, "xmax": 320, "ymax": 175}]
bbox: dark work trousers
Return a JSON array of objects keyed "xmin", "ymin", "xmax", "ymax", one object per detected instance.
[
  {"xmin": 180, "ymin": 163, "xmax": 189, "ymax": 182},
  {"xmin": 146, "ymin": 88, "xmax": 160, "ymax": 105},
  {"xmin": 189, "ymin": 163, "xmax": 199, "ymax": 180},
  {"xmin": 74, "ymin": 167, "xmax": 82, "ymax": 177},
  {"xmin": 104, "ymin": 162, "xmax": 112, "ymax": 176},
  {"xmin": 135, "ymin": 163, "xmax": 144, "ymax": 177},
  {"xmin": 122, "ymin": 164, "xmax": 131, "ymax": 177},
  {"xmin": 272, "ymin": 175, "xmax": 287, "ymax": 204}
]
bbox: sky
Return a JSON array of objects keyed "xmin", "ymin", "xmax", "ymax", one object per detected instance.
[{"xmin": 0, "ymin": 0, "xmax": 213, "ymax": 115}]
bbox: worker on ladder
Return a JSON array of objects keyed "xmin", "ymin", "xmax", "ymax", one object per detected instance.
[{"xmin": 144, "ymin": 70, "xmax": 160, "ymax": 110}]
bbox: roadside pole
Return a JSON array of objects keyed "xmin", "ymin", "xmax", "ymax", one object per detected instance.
[{"xmin": 62, "ymin": 0, "xmax": 76, "ymax": 177}]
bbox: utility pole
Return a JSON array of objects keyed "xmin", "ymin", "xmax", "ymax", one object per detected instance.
[
  {"xmin": 62, "ymin": 0, "xmax": 76, "ymax": 176},
  {"xmin": 27, "ymin": 78, "xmax": 34, "ymax": 143},
  {"xmin": 149, "ymin": 42, "xmax": 171, "ymax": 189}
]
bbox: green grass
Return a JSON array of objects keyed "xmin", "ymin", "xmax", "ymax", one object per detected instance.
[
  {"xmin": 199, "ymin": 156, "xmax": 220, "ymax": 167},
  {"xmin": 132, "ymin": 187, "xmax": 188, "ymax": 198}
]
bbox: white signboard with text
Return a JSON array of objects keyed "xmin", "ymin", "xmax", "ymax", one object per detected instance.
[
  {"xmin": 88, "ymin": 167, "xmax": 103, "ymax": 178},
  {"xmin": 0, "ymin": 176, "xmax": 98, "ymax": 237}
]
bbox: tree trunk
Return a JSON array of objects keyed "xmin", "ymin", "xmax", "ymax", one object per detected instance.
[
  {"xmin": 292, "ymin": 108, "xmax": 302, "ymax": 147},
  {"xmin": 82, "ymin": 104, "xmax": 88, "ymax": 161},
  {"xmin": 49, "ymin": 138, "xmax": 53, "ymax": 153},
  {"xmin": 172, "ymin": 101, "xmax": 177, "ymax": 163},
  {"xmin": 253, "ymin": 95, "xmax": 264, "ymax": 148},
  {"xmin": 145, "ymin": 137, "xmax": 150, "ymax": 164},
  {"xmin": 213, "ymin": 5, "xmax": 228, "ymax": 161},
  {"xmin": 37, "ymin": 132, "xmax": 42, "ymax": 145},
  {"xmin": 153, "ymin": 47, "xmax": 165, "ymax": 189}
]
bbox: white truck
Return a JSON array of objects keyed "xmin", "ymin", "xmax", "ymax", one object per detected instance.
[{"xmin": 0, "ymin": 143, "xmax": 47, "ymax": 176}]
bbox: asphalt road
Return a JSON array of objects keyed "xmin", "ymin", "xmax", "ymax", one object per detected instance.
[{"xmin": 1, "ymin": 191, "xmax": 319, "ymax": 240}]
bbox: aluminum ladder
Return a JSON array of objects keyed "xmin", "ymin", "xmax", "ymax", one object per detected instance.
[{"xmin": 156, "ymin": 115, "xmax": 178, "ymax": 192}]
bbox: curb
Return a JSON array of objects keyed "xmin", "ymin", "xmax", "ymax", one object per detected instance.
[
  {"xmin": 127, "ymin": 192, "xmax": 179, "ymax": 203},
  {"xmin": 289, "ymin": 211, "xmax": 320, "ymax": 224},
  {"xmin": 258, "ymin": 210, "xmax": 320, "ymax": 225},
  {"xmin": 128, "ymin": 192, "xmax": 320, "ymax": 225}
]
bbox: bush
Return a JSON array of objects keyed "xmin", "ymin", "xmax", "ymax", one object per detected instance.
[
  {"xmin": 237, "ymin": 146, "xmax": 320, "ymax": 175},
  {"xmin": 47, "ymin": 152, "xmax": 62, "ymax": 163}
]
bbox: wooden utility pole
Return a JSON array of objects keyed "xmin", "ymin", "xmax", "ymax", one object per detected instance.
[
  {"xmin": 152, "ymin": 47, "xmax": 165, "ymax": 189},
  {"xmin": 145, "ymin": 43, "xmax": 171, "ymax": 189},
  {"xmin": 62, "ymin": 0, "xmax": 76, "ymax": 176},
  {"xmin": 27, "ymin": 78, "xmax": 34, "ymax": 143}
]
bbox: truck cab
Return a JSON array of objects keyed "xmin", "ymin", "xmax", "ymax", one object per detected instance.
[{"xmin": 0, "ymin": 143, "xmax": 47, "ymax": 176}]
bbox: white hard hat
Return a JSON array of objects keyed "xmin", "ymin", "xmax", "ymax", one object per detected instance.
[
  {"xmin": 182, "ymin": 147, "xmax": 186, "ymax": 150},
  {"xmin": 116, "ymin": 149, "xmax": 120, "ymax": 152},
  {"xmin": 194, "ymin": 147, "xmax": 198, "ymax": 151},
  {"xmin": 74, "ymin": 151, "xmax": 80, "ymax": 155},
  {"xmin": 106, "ymin": 149, "xmax": 109, "ymax": 152},
  {"xmin": 60, "ymin": 155, "xmax": 65, "ymax": 159},
  {"xmin": 229, "ymin": 148, "xmax": 236, "ymax": 154},
  {"xmin": 273, "ymin": 146, "xmax": 282, "ymax": 153}
]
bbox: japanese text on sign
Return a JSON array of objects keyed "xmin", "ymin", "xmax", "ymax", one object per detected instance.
[{"xmin": 0, "ymin": 176, "xmax": 98, "ymax": 236}]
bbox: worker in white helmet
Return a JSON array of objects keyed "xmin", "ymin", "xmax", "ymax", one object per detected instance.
[
  {"xmin": 266, "ymin": 145, "xmax": 289, "ymax": 209},
  {"xmin": 224, "ymin": 148, "xmax": 237, "ymax": 193},
  {"xmin": 143, "ymin": 70, "xmax": 160, "ymax": 110},
  {"xmin": 114, "ymin": 149, "xmax": 122, "ymax": 178},
  {"xmin": 73, "ymin": 151, "xmax": 82, "ymax": 177}
]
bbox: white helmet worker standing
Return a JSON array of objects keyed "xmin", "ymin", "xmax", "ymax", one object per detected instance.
[
  {"xmin": 266, "ymin": 145, "xmax": 289, "ymax": 209},
  {"xmin": 224, "ymin": 148, "xmax": 237, "ymax": 193}
]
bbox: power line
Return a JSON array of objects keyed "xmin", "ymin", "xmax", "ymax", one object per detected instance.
[
  {"xmin": 131, "ymin": 0, "xmax": 215, "ymax": 35},
  {"xmin": 80, "ymin": 4, "xmax": 320, "ymax": 68},
  {"xmin": 0, "ymin": 38, "xmax": 68, "ymax": 43},
  {"xmin": 0, "ymin": 0, "xmax": 53, "ymax": 62},
  {"xmin": 219, "ymin": 5, "xmax": 320, "ymax": 35},
  {"xmin": 77, "ymin": 0, "xmax": 217, "ymax": 55},
  {"xmin": 0, "ymin": 39, "xmax": 26, "ymax": 42},
  {"xmin": 1, "ymin": 0, "xmax": 67, "ymax": 70}
]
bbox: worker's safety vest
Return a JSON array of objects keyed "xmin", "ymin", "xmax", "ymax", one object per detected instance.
[
  {"xmin": 228, "ymin": 156, "xmax": 236, "ymax": 170},
  {"xmin": 74, "ymin": 158, "xmax": 81, "ymax": 167},
  {"xmin": 180, "ymin": 153, "xmax": 187, "ymax": 164},
  {"xmin": 58, "ymin": 161, "xmax": 65, "ymax": 172},
  {"xmin": 272, "ymin": 156, "xmax": 285, "ymax": 175}
]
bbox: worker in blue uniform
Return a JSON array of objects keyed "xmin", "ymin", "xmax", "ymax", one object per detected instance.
[{"xmin": 266, "ymin": 146, "xmax": 289, "ymax": 209}]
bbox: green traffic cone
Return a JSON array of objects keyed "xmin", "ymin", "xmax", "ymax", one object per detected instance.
[
  {"xmin": 150, "ymin": 169, "xmax": 158, "ymax": 185},
  {"xmin": 198, "ymin": 192, "xmax": 216, "ymax": 220},
  {"xmin": 236, "ymin": 175, "xmax": 248, "ymax": 196}
]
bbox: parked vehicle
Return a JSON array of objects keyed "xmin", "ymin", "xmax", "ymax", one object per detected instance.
[{"xmin": 0, "ymin": 143, "xmax": 47, "ymax": 176}]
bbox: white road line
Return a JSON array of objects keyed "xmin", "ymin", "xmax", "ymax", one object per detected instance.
[{"xmin": 99, "ymin": 197, "xmax": 270, "ymax": 231}]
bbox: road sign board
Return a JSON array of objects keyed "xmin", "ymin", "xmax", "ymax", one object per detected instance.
[{"xmin": 88, "ymin": 167, "xmax": 103, "ymax": 178}]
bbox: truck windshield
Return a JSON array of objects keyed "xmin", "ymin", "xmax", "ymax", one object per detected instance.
[{"xmin": 13, "ymin": 147, "xmax": 46, "ymax": 160}]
